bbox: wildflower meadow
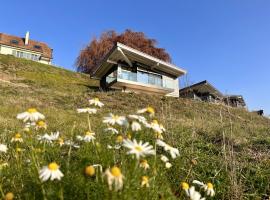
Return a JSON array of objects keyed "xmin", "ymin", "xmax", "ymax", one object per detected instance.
[{"xmin": 0, "ymin": 97, "xmax": 217, "ymax": 200}]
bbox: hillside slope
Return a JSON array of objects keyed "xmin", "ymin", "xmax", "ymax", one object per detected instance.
[{"xmin": 0, "ymin": 55, "xmax": 269, "ymax": 199}]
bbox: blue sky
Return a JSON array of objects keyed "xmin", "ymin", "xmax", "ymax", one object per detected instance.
[{"xmin": 1, "ymin": 0, "xmax": 269, "ymax": 114}]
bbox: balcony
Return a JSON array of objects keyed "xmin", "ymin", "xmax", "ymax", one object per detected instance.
[{"xmin": 105, "ymin": 67, "xmax": 175, "ymax": 95}]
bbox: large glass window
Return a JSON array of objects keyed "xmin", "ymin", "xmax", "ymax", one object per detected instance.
[
  {"xmin": 137, "ymin": 71, "xmax": 148, "ymax": 84},
  {"xmin": 148, "ymin": 73, "xmax": 162, "ymax": 87},
  {"xmin": 117, "ymin": 66, "xmax": 173, "ymax": 88},
  {"xmin": 13, "ymin": 50, "xmax": 40, "ymax": 61},
  {"xmin": 119, "ymin": 69, "xmax": 137, "ymax": 82}
]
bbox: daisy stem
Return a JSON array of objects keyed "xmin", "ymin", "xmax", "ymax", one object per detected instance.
[
  {"xmin": 30, "ymin": 151, "xmax": 47, "ymax": 200},
  {"xmin": 59, "ymin": 186, "xmax": 64, "ymax": 200},
  {"xmin": 153, "ymin": 141, "xmax": 157, "ymax": 179},
  {"xmin": 66, "ymin": 123, "xmax": 76, "ymax": 175},
  {"xmin": 87, "ymin": 114, "xmax": 92, "ymax": 131},
  {"xmin": 0, "ymin": 184, "xmax": 5, "ymax": 198}
]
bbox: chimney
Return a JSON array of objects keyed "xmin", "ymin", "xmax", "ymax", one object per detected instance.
[{"xmin": 25, "ymin": 31, "xmax": 30, "ymax": 45}]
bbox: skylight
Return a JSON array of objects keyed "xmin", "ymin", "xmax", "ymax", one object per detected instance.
[
  {"xmin": 34, "ymin": 45, "xmax": 42, "ymax": 50},
  {"xmin": 10, "ymin": 40, "xmax": 19, "ymax": 45}
]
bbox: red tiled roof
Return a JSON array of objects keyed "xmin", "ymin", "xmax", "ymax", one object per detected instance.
[{"xmin": 0, "ymin": 33, "xmax": 52, "ymax": 59}]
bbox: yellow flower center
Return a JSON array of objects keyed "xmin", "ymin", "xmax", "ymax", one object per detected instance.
[
  {"xmin": 94, "ymin": 98, "xmax": 99, "ymax": 102},
  {"xmin": 146, "ymin": 106, "xmax": 155, "ymax": 114},
  {"xmin": 111, "ymin": 166, "xmax": 121, "ymax": 177},
  {"xmin": 48, "ymin": 162, "xmax": 59, "ymax": 171},
  {"xmin": 127, "ymin": 133, "xmax": 132, "ymax": 139},
  {"xmin": 152, "ymin": 120, "xmax": 158, "ymax": 124},
  {"xmin": 27, "ymin": 108, "xmax": 37, "ymax": 113},
  {"xmin": 112, "ymin": 115, "xmax": 119, "ymax": 120},
  {"xmin": 181, "ymin": 182, "xmax": 189, "ymax": 190},
  {"xmin": 207, "ymin": 182, "xmax": 214, "ymax": 189},
  {"xmin": 15, "ymin": 133, "xmax": 21, "ymax": 139},
  {"xmin": 85, "ymin": 165, "xmax": 95, "ymax": 176},
  {"xmin": 155, "ymin": 132, "xmax": 163, "ymax": 139},
  {"xmin": 16, "ymin": 148, "xmax": 22, "ymax": 152},
  {"xmin": 85, "ymin": 131, "xmax": 94, "ymax": 136},
  {"xmin": 37, "ymin": 121, "xmax": 46, "ymax": 126},
  {"xmin": 142, "ymin": 176, "xmax": 149, "ymax": 182},
  {"xmin": 5, "ymin": 192, "xmax": 14, "ymax": 200},
  {"xmin": 116, "ymin": 135, "xmax": 123, "ymax": 143},
  {"xmin": 135, "ymin": 146, "xmax": 143, "ymax": 152},
  {"xmin": 58, "ymin": 138, "xmax": 64, "ymax": 144},
  {"xmin": 140, "ymin": 159, "xmax": 148, "ymax": 165}
]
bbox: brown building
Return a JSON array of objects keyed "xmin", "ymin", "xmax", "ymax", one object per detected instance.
[{"xmin": 0, "ymin": 31, "xmax": 53, "ymax": 64}]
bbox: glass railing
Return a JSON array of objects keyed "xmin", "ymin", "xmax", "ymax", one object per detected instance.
[{"xmin": 118, "ymin": 69, "xmax": 174, "ymax": 89}]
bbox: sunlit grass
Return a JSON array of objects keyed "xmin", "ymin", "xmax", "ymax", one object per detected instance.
[{"xmin": 0, "ymin": 54, "xmax": 270, "ymax": 199}]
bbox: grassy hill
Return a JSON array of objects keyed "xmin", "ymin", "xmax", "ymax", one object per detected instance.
[{"xmin": 0, "ymin": 54, "xmax": 269, "ymax": 200}]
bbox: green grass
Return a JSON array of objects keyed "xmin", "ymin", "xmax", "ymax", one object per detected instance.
[{"xmin": 0, "ymin": 54, "xmax": 270, "ymax": 199}]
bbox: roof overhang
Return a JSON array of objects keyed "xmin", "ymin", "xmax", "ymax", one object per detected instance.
[
  {"xmin": 179, "ymin": 80, "xmax": 224, "ymax": 98},
  {"xmin": 92, "ymin": 42, "xmax": 186, "ymax": 79}
]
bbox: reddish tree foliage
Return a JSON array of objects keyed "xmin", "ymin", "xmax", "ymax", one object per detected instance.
[{"xmin": 76, "ymin": 29, "xmax": 172, "ymax": 74}]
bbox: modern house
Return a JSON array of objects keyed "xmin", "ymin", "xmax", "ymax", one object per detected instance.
[
  {"xmin": 0, "ymin": 32, "xmax": 53, "ymax": 64},
  {"xmin": 91, "ymin": 43, "xmax": 186, "ymax": 97},
  {"xmin": 179, "ymin": 80, "xmax": 247, "ymax": 108},
  {"xmin": 179, "ymin": 80, "xmax": 224, "ymax": 103}
]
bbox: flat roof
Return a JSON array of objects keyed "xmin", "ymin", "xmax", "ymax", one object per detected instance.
[{"xmin": 92, "ymin": 42, "xmax": 186, "ymax": 79}]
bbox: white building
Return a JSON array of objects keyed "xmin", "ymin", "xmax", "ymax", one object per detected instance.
[
  {"xmin": 0, "ymin": 32, "xmax": 53, "ymax": 64},
  {"xmin": 92, "ymin": 43, "xmax": 186, "ymax": 97}
]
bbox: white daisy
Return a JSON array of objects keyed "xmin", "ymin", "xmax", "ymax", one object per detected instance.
[
  {"xmin": 188, "ymin": 186, "xmax": 205, "ymax": 200},
  {"xmin": 165, "ymin": 162, "xmax": 172, "ymax": 169},
  {"xmin": 39, "ymin": 162, "xmax": 64, "ymax": 182},
  {"xmin": 149, "ymin": 120, "xmax": 163, "ymax": 134},
  {"xmin": 0, "ymin": 144, "xmax": 8, "ymax": 153},
  {"xmin": 107, "ymin": 144, "xmax": 121, "ymax": 150},
  {"xmin": 160, "ymin": 155, "xmax": 169, "ymax": 162},
  {"xmin": 103, "ymin": 114, "xmax": 127, "ymax": 126},
  {"xmin": 131, "ymin": 121, "xmax": 141, "ymax": 131},
  {"xmin": 35, "ymin": 121, "xmax": 47, "ymax": 130},
  {"xmin": 123, "ymin": 139, "xmax": 155, "ymax": 160},
  {"xmin": 11, "ymin": 133, "xmax": 23, "ymax": 143},
  {"xmin": 156, "ymin": 139, "xmax": 180, "ymax": 159},
  {"xmin": 104, "ymin": 166, "xmax": 124, "ymax": 191},
  {"xmin": 141, "ymin": 176, "xmax": 150, "ymax": 187},
  {"xmin": 137, "ymin": 106, "xmax": 155, "ymax": 117},
  {"xmin": 77, "ymin": 108, "xmax": 97, "ymax": 114},
  {"xmin": 37, "ymin": 132, "xmax": 60, "ymax": 143},
  {"xmin": 139, "ymin": 159, "xmax": 150, "ymax": 170},
  {"xmin": 17, "ymin": 108, "xmax": 45, "ymax": 122},
  {"xmin": 77, "ymin": 131, "xmax": 96, "ymax": 142},
  {"xmin": 192, "ymin": 180, "xmax": 215, "ymax": 197},
  {"xmin": 128, "ymin": 115, "xmax": 147, "ymax": 123},
  {"xmin": 64, "ymin": 140, "xmax": 80, "ymax": 148},
  {"xmin": 104, "ymin": 127, "xmax": 119, "ymax": 134},
  {"xmin": 89, "ymin": 98, "xmax": 104, "ymax": 107}
]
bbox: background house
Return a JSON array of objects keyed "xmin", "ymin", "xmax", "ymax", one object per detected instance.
[
  {"xmin": 179, "ymin": 80, "xmax": 224, "ymax": 103},
  {"xmin": 91, "ymin": 43, "xmax": 186, "ymax": 97},
  {"xmin": 0, "ymin": 32, "xmax": 53, "ymax": 64},
  {"xmin": 179, "ymin": 80, "xmax": 247, "ymax": 108},
  {"xmin": 223, "ymin": 95, "xmax": 246, "ymax": 108}
]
